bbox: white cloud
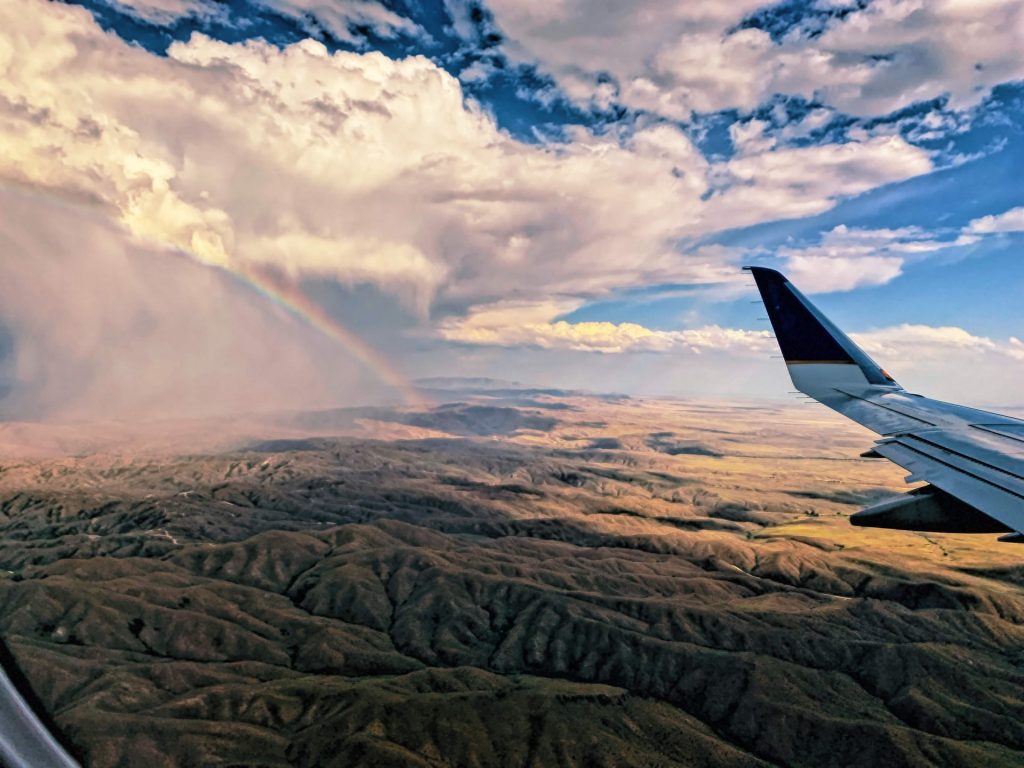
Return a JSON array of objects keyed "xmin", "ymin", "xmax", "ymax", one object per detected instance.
[
  {"xmin": 703, "ymin": 137, "xmax": 932, "ymax": 229},
  {"xmin": 785, "ymin": 254, "xmax": 904, "ymax": 294},
  {"xmin": 0, "ymin": 0, "xmax": 951, "ymax": 417},
  {"xmin": 965, "ymin": 206, "xmax": 1024, "ymax": 234},
  {"xmin": 481, "ymin": 0, "xmax": 769, "ymax": 118},
  {"xmin": 0, "ymin": 0, "xmax": 933, "ymax": 324},
  {"xmin": 483, "ymin": 0, "xmax": 1024, "ymax": 120},
  {"xmin": 853, "ymin": 325, "xmax": 1024, "ymax": 363},
  {"xmin": 106, "ymin": 0, "xmax": 419, "ymax": 39},
  {"xmin": 808, "ymin": 0, "xmax": 1024, "ymax": 115},
  {"xmin": 842, "ymin": 324, "xmax": 1024, "ymax": 404},
  {"xmin": 439, "ymin": 300, "xmax": 772, "ymax": 354},
  {"xmin": 101, "ymin": 0, "xmax": 222, "ymax": 24},
  {"xmin": 252, "ymin": 0, "xmax": 421, "ymax": 43},
  {"xmin": 774, "ymin": 223, "xmax": 973, "ymax": 293}
]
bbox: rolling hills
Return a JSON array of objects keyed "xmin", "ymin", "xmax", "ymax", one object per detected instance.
[{"xmin": 1, "ymin": 393, "xmax": 1022, "ymax": 767}]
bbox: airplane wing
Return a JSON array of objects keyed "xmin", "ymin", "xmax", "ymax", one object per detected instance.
[{"xmin": 747, "ymin": 266, "xmax": 1024, "ymax": 542}]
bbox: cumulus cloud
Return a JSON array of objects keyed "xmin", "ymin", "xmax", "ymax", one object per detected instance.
[
  {"xmin": 840, "ymin": 323, "xmax": 1024, "ymax": 403},
  {"xmin": 0, "ymin": 0, "xmax": 933, "ymax": 331},
  {"xmin": 965, "ymin": 206, "xmax": 1024, "ymax": 234},
  {"xmin": 479, "ymin": 0, "xmax": 766, "ymax": 117},
  {"xmin": 483, "ymin": 0, "xmax": 1024, "ymax": 120},
  {"xmin": 853, "ymin": 325, "xmax": 1024, "ymax": 363},
  {"xmin": 851, "ymin": 323, "xmax": 1024, "ymax": 380},
  {"xmin": 439, "ymin": 300, "xmax": 771, "ymax": 354}
]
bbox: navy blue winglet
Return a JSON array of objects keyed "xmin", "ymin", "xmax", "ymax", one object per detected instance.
[{"xmin": 745, "ymin": 267, "xmax": 898, "ymax": 386}]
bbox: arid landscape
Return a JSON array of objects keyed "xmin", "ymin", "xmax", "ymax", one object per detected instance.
[
  {"xmin": 2, "ymin": 386, "xmax": 1023, "ymax": 767},
  {"xmin": 6, "ymin": 0, "xmax": 1024, "ymax": 765}
]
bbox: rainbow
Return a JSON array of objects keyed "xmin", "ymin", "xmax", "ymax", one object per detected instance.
[
  {"xmin": 229, "ymin": 265, "xmax": 428, "ymax": 408},
  {"xmin": 0, "ymin": 181, "xmax": 426, "ymax": 406}
]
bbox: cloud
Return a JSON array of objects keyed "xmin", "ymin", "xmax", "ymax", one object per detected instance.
[
  {"xmin": 483, "ymin": 0, "xmax": 1024, "ymax": 120},
  {"xmin": 852, "ymin": 325, "xmax": 1024, "ymax": 363},
  {"xmin": 251, "ymin": 0, "xmax": 421, "ymax": 43},
  {"xmin": 965, "ymin": 206, "xmax": 1024, "ymax": 234},
  {"xmin": 784, "ymin": 254, "xmax": 904, "ymax": 294},
  {"xmin": 0, "ymin": 0, "xmax": 950, "ymax": 419},
  {"xmin": 480, "ymin": 0, "xmax": 767, "ymax": 118},
  {"xmin": 703, "ymin": 137, "xmax": 932, "ymax": 228},
  {"xmin": 244, "ymin": 233, "xmax": 446, "ymax": 315},
  {"xmin": 439, "ymin": 300, "xmax": 772, "ymax": 354},
  {"xmin": 99, "ymin": 0, "xmax": 223, "ymax": 24},
  {"xmin": 106, "ymin": 0, "xmax": 419, "ymax": 40},
  {"xmin": 0, "ymin": 0, "xmax": 933, "ymax": 321},
  {"xmin": 842, "ymin": 323, "xmax": 1024, "ymax": 404},
  {"xmin": 0, "ymin": 184, "xmax": 360, "ymax": 420},
  {"xmin": 774, "ymin": 224, "xmax": 975, "ymax": 293}
]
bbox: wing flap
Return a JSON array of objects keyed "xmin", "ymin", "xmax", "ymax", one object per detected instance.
[{"xmin": 874, "ymin": 432, "xmax": 1024, "ymax": 534}]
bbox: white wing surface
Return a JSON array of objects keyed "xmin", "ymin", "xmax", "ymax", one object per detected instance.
[{"xmin": 747, "ymin": 266, "xmax": 1024, "ymax": 542}]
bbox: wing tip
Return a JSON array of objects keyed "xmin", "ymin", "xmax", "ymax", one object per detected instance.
[
  {"xmin": 742, "ymin": 265, "xmax": 786, "ymax": 279},
  {"xmin": 744, "ymin": 264, "xmax": 898, "ymax": 387}
]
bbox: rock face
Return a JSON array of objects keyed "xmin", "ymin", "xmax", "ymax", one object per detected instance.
[{"xmin": 1, "ymin": 396, "xmax": 1023, "ymax": 767}]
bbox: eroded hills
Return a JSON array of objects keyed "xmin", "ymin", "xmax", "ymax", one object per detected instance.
[{"xmin": 1, "ymin": 393, "xmax": 1023, "ymax": 767}]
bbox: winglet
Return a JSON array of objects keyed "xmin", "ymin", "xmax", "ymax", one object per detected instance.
[{"xmin": 745, "ymin": 266, "xmax": 899, "ymax": 395}]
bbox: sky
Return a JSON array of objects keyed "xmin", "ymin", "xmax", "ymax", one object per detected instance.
[{"xmin": 1, "ymin": 0, "xmax": 1023, "ymax": 419}]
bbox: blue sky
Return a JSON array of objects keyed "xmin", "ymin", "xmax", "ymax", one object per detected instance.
[{"xmin": 1, "ymin": 0, "xmax": 1024, "ymax": 416}]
